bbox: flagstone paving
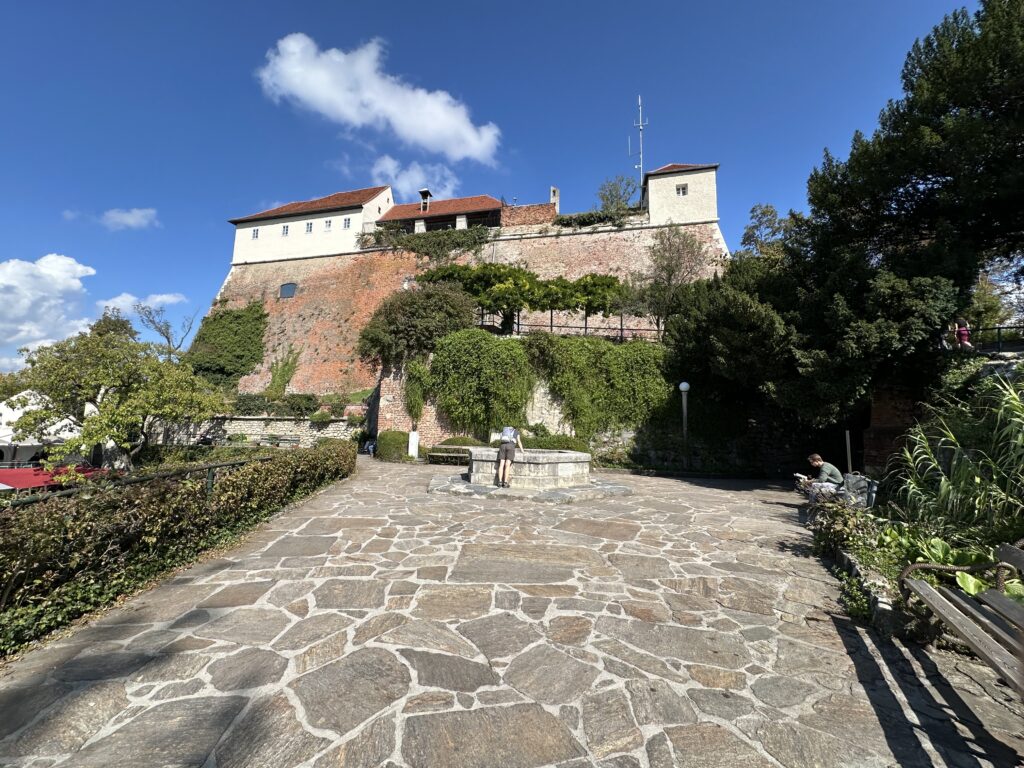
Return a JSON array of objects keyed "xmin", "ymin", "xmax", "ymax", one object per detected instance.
[{"xmin": 1, "ymin": 456, "xmax": 1021, "ymax": 767}]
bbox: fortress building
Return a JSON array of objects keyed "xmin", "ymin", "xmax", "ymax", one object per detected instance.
[{"xmin": 212, "ymin": 163, "xmax": 729, "ymax": 396}]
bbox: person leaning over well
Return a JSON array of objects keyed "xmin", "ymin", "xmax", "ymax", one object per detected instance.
[{"xmin": 496, "ymin": 425, "xmax": 524, "ymax": 488}]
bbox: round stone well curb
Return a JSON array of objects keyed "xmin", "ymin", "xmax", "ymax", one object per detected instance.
[{"xmin": 428, "ymin": 473, "xmax": 632, "ymax": 504}]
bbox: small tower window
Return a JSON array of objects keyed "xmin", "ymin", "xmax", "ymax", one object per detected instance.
[
  {"xmin": 343, "ymin": 218, "xmax": 351, "ymax": 229},
  {"xmin": 281, "ymin": 224, "xmax": 289, "ymax": 236},
  {"xmin": 305, "ymin": 221, "xmax": 313, "ymax": 234},
  {"xmin": 676, "ymin": 184, "xmax": 689, "ymax": 197},
  {"xmin": 251, "ymin": 228, "xmax": 259, "ymax": 240},
  {"xmin": 325, "ymin": 219, "xmax": 332, "ymax": 231},
  {"xmin": 279, "ymin": 283, "xmax": 297, "ymax": 299}
]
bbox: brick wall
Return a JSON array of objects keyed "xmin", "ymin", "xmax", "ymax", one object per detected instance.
[
  {"xmin": 862, "ymin": 387, "xmax": 918, "ymax": 474},
  {"xmin": 499, "ymin": 203, "xmax": 557, "ymax": 227},
  {"xmin": 375, "ymin": 371, "xmax": 465, "ymax": 445},
  {"xmin": 213, "ymin": 221, "xmax": 726, "ymax": 397}
]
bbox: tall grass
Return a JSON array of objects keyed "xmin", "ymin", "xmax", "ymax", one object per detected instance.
[{"xmin": 888, "ymin": 375, "xmax": 1024, "ymax": 543}]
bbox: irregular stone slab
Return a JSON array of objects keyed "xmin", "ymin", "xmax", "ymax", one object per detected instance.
[
  {"xmin": 609, "ymin": 554, "xmax": 674, "ymax": 580},
  {"xmin": 216, "ymin": 694, "xmax": 329, "ymax": 768},
  {"xmin": 0, "ymin": 682, "xmax": 70, "ymax": 740},
  {"xmin": 646, "ymin": 731, "xmax": 675, "ymax": 768},
  {"xmin": 262, "ymin": 535, "xmax": 337, "ymax": 557},
  {"xmin": 457, "ymin": 613, "xmax": 540, "ymax": 659},
  {"xmin": 686, "ymin": 688, "xmax": 754, "ymax": 720},
  {"xmin": 208, "ymin": 648, "xmax": 287, "ymax": 691},
  {"xmin": 664, "ymin": 723, "xmax": 773, "ymax": 768},
  {"xmin": 504, "ymin": 645, "xmax": 600, "ymax": 704},
  {"xmin": 414, "ymin": 585, "xmax": 492, "ymax": 619},
  {"xmin": 402, "ymin": 704, "xmax": 584, "ymax": 768},
  {"xmin": 7, "ymin": 682, "xmax": 128, "ymax": 756},
  {"xmin": 404, "ymin": 691, "xmax": 456, "ymax": 713},
  {"xmin": 273, "ymin": 613, "xmax": 352, "ymax": 651},
  {"xmin": 313, "ymin": 580, "xmax": 387, "ymax": 610},
  {"xmin": 450, "ymin": 559, "xmax": 574, "ymax": 584},
  {"xmin": 194, "ymin": 608, "xmax": 290, "ymax": 645},
  {"xmin": 265, "ymin": 580, "xmax": 316, "ymax": 607},
  {"xmin": 593, "ymin": 638, "xmax": 685, "ymax": 682},
  {"xmin": 598, "ymin": 757, "xmax": 642, "ymax": 768},
  {"xmin": 626, "ymin": 679, "xmax": 696, "ymax": 725},
  {"xmin": 621, "ymin": 600, "xmax": 672, "ymax": 623},
  {"xmin": 775, "ymin": 638, "xmax": 851, "ymax": 676},
  {"xmin": 400, "ymin": 650, "xmax": 499, "ymax": 691},
  {"xmin": 53, "ymin": 652, "xmax": 152, "ymax": 682},
  {"xmin": 379, "ymin": 620, "xmax": 480, "ymax": 659},
  {"xmin": 66, "ymin": 695, "xmax": 247, "ymax": 767},
  {"xmin": 152, "ymin": 679, "xmax": 204, "ymax": 700},
  {"xmin": 751, "ymin": 676, "xmax": 817, "ymax": 708},
  {"xmin": 595, "ymin": 618, "xmax": 750, "ymax": 669},
  {"xmin": 314, "ymin": 714, "xmax": 395, "ymax": 768},
  {"xmin": 461, "ymin": 542, "xmax": 603, "ymax": 567},
  {"xmin": 554, "ymin": 518, "xmax": 640, "ymax": 541},
  {"xmin": 756, "ymin": 720, "xmax": 891, "ymax": 768},
  {"xmin": 197, "ymin": 580, "xmax": 274, "ymax": 608},
  {"xmin": 581, "ymin": 689, "xmax": 643, "ymax": 758},
  {"xmin": 289, "ymin": 648, "xmax": 409, "ymax": 735},
  {"xmin": 129, "ymin": 653, "xmax": 209, "ymax": 684},
  {"xmin": 160, "ymin": 636, "xmax": 214, "ymax": 653},
  {"xmin": 546, "ymin": 616, "xmax": 592, "ymax": 646},
  {"xmin": 353, "ymin": 613, "xmax": 408, "ymax": 644},
  {"xmin": 686, "ymin": 665, "xmax": 746, "ymax": 690},
  {"xmin": 120, "ymin": 583, "xmax": 219, "ymax": 623}
]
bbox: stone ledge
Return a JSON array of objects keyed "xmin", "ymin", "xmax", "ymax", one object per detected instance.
[{"xmin": 428, "ymin": 474, "xmax": 632, "ymax": 505}]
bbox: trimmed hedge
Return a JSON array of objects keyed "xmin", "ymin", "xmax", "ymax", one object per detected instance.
[
  {"xmin": 523, "ymin": 435, "xmax": 589, "ymax": 452},
  {"xmin": 439, "ymin": 436, "xmax": 487, "ymax": 447},
  {"xmin": 0, "ymin": 441, "xmax": 356, "ymax": 655},
  {"xmin": 375, "ymin": 430, "xmax": 411, "ymax": 462}
]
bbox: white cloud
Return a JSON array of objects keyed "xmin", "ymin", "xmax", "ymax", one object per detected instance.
[
  {"xmin": 62, "ymin": 209, "xmax": 80, "ymax": 221},
  {"xmin": 96, "ymin": 292, "xmax": 187, "ymax": 314},
  {"xmin": 0, "ymin": 254, "xmax": 96, "ymax": 367},
  {"xmin": 372, "ymin": 155, "xmax": 459, "ymax": 201},
  {"xmin": 100, "ymin": 208, "xmax": 160, "ymax": 231},
  {"xmin": 258, "ymin": 34, "xmax": 500, "ymax": 165}
]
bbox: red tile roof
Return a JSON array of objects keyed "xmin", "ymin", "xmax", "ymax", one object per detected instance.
[
  {"xmin": 378, "ymin": 195, "xmax": 502, "ymax": 223},
  {"xmin": 229, "ymin": 186, "xmax": 389, "ymax": 224},
  {"xmin": 644, "ymin": 163, "xmax": 719, "ymax": 182}
]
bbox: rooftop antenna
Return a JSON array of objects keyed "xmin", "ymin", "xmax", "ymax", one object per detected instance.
[{"xmin": 628, "ymin": 95, "xmax": 648, "ymax": 188}]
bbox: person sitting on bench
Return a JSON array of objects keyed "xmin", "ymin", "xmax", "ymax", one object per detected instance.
[{"xmin": 804, "ymin": 453, "xmax": 843, "ymax": 503}]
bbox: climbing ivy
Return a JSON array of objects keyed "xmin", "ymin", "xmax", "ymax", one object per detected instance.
[
  {"xmin": 429, "ymin": 329, "xmax": 535, "ymax": 436},
  {"xmin": 263, "ymin": 345, "xmax": 300, "ymax": 401},
  {"xmin": 186, "ymin": 302, "xmax": 267, "ymax": 388},
  {"xmin": 359, "ymin": 225, "xmax": 493, "ymax": 266}
]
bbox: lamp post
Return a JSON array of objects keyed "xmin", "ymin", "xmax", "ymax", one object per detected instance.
[{"xmin": 678, "ymin": 382, "xmax": 690, "ymax": 469}]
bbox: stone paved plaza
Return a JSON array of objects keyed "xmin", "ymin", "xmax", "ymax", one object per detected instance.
[{"xmin": 1, "ymin": 457, "xmax": 1021, "ymax": 767}]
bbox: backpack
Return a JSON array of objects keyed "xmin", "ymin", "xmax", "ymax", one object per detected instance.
[{"xmin": 500, "ymin": 427, "xmax": 517, "ymax": 444}]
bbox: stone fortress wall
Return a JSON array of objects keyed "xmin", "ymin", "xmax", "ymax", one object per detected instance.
[{"xmin": 213, "ymin": 213, "xmax": 727, "ymax": 399}]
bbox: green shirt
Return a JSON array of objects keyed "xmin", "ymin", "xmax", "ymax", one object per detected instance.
[{"xmin": 817, "ymin": 462, "xmax": 843, "ymax": 485}]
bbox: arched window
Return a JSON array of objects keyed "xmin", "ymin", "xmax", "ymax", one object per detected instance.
[{"xmin": 279, "ymin": 283, "xmax": 297, "ymax": 299}]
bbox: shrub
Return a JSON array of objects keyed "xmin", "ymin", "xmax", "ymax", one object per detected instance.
[
  {"xmin": 0, "ymin": 441, "xmax": 356, "ymax": 655},
  {"xmin": 268, "ymin": 394, "xmax": 319, "ymax": 417},
  {"xmin": 234, "ymin": 393, "xmax": 269, "ymax": 416},
  {"xmin": 439, "ymin": 436, "xmax": 487, "ymax": 447},
  {"xmin": 522, "ymin": 435, "xmax": 589, "ymax": 452},
  {"xmin": 264, "ymin": 346, "xmax": 300, "ymax": 401},
  {"xmin": 430, "ymin": 329, "xmax": 534, "ymax": 436},
  {"xmin": 376, "ymin": 430, "xmax": 411, "ymax": 462},
  {"xmin": 187, "ymin": 302, "xmax": 268, "ymax": 387},
  {"xmin": 309, "ymin": 410, "xmax": 333, "ymax": 425}
]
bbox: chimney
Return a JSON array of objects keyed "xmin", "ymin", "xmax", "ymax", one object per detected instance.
[
  {"xmin": 550, "ymin": 186, "xmax": 560, "ymax": 214},
  {"xmin": 419, "ymin": 188, "xmax": 432, "ymax": 213}
]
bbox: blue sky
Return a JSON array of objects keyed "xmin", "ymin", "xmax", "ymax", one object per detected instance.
[{"xmin": 0, "ymin": 0, "xmax": 977, "ymax": 370}]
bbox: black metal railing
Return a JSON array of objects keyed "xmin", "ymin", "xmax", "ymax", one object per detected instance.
[{"xmin": 972, "ymin": 325, "xmax": 1024, "ymax": 353}]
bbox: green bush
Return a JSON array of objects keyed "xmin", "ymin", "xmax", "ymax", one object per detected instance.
[
  {"xmin": 187, "ymin": 302, "xmax": 268, "ymax": 387},
  {"xmin": 439, "ymin": 436, "xmax": 487, "ymax": 447},
  {"xmin": 268, "ymin": 393, "xmax": 319, "ymax": 417},
  {"xmin": 134, "ymin": 445, "xmax": 273, "ymax": 470},
  {"xmin": 233, "ymin": 393, "xmax": 269, "ymax": 416},
  {"xmin": 430, "ymin": 329, "xmax": 534, "ymax": 436},
  {"xmin": 0, "ymin": 441, "xmax": 356, "ymax": 655},
  {"xmin": 375, "ymin": 431, "xmax": 412, "ymax": 462},
  {"xmin": 309, "ymin": 410, "xmax": 333, "ymax": 425}
]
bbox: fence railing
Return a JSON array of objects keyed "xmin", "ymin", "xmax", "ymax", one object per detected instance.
[
  {"xmin": 972, "ymin": 325, "xmax": 1024, "ymax": 353},
  {"xmin": 1, "ymin": 456, "xmax": 275, "ymax": 509},
  {"xmin": 477, "ymin": 310, "xmax": 659, "ymax": 342}
]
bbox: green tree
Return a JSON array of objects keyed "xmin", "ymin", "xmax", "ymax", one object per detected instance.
[
  {"xmin": 635, "ymin": 226, "xmax": 718, "ymax": 333},
  {"xmin": 89, "ymin": 307, "xmax": 139, "ymax": 340},
  {"xmin": 574, "ymin": 274, "xmax": 624, "ymax": 331},
  {"xmin": 14, "ymin": 331, "xmax": 222, "ymax": 470},
  {"xmin": 419, "ymin": 263, "xmax": 539, "ymax": 334},
  {"xmin": 597, "ymin": 175, "xmax": 639, "ymax": 223},
  {"xmin": 732, "ymin": 204, "xmax": 791, "ymax": 262},
  {"xmin": 966, "ymin": 273, "xmax": 1014, "ymax": 331},
  {"xmin": 357, "ymin": 283, "xmax": 476, "ymax": 370}
]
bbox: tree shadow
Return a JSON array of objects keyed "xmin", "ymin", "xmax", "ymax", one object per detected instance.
[{"xmin": 831, "ymin": 615, "xmax": 1021, "ymax": 767}]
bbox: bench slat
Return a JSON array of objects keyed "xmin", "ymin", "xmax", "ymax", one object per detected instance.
[
  {"xmin": 938, "ymin": 586, "xmax": 1024, "ymax": 657},
  {"xmin": 905, "ymin": 579, "xmax": 1024, "ymax": 696},
  {"xmin": 995, "ymin": 544, "xmax": 1024, "ymax": 574},
  {"xmin": 977, "ymin": 589, "xmax": 1024, "ymax": 630}
]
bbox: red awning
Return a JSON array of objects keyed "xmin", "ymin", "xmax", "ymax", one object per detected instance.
[{"xmin": 0, "ymin": 465, "xmax": 100, "ymax": 490}]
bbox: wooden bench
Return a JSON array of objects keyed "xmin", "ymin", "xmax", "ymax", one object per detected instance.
[
  {"xmin": 427, "ymin": 448, "xmax": 471, "ymax": 466},
  {"xmin": 900, "ymin": 540, "xmax": 1024, "ymax": 696}
]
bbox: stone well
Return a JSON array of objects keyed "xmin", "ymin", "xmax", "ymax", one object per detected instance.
[{"xmin": 466, "ymin": 448, "xmax": 590, "ymax": 490}]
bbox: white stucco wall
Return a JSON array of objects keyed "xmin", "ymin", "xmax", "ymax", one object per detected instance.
[
  {"xmin": 646, "ymin": 168, "xmax": 719, "ymax": 226},
  {"xmin": 230, "ymin": 187, "xmax": 395, "ymax": 265}
]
